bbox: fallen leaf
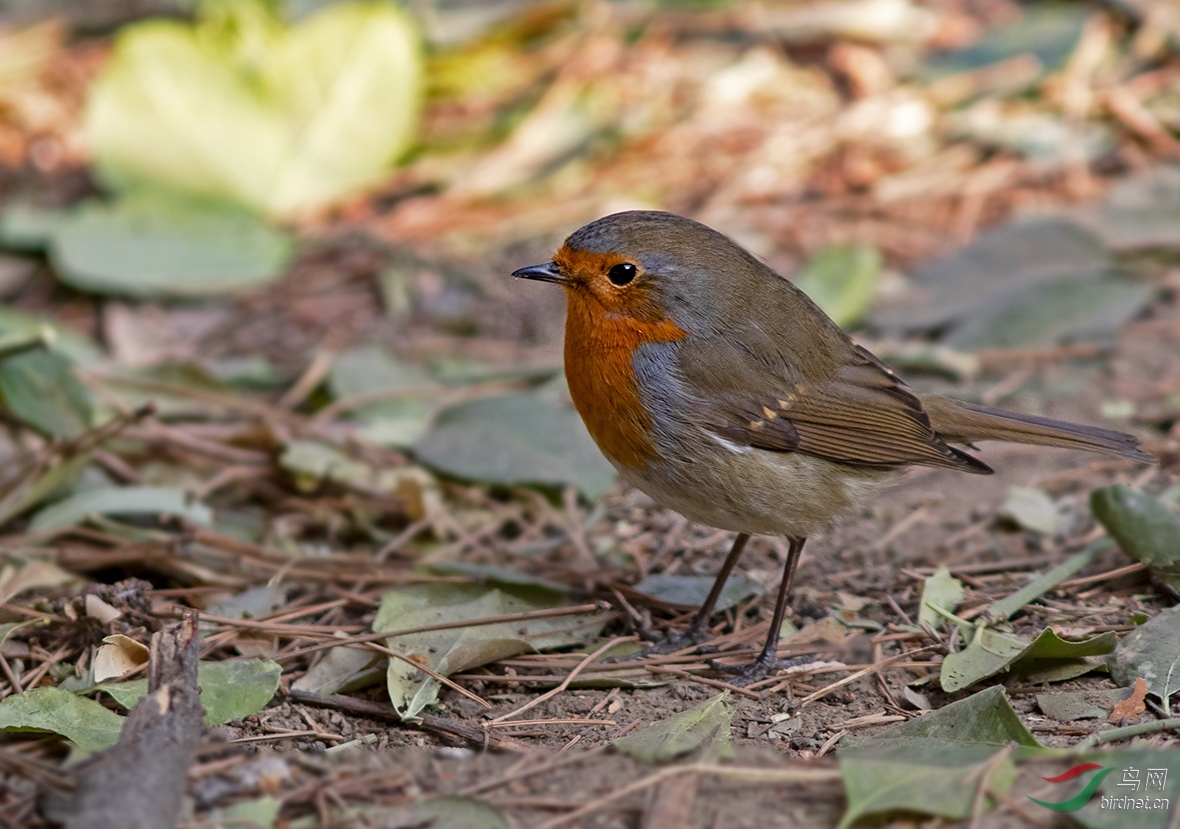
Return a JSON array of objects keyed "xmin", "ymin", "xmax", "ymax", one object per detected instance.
[
  {"xmin": 0, "ymin": 306, "xmax": 105, "ymax": 365},
  {"xmin": 290, "ymin": 645, "xmax": 383, "ymax": 696},
  {"xmin": 941, "ymin": 272, "xmax": 1153, "ymax": 351},
  {"xmin": 1109, "ymin": 677, "xmax": 1148, "ymax": 722},
  {"xmin": 375, "ymin": 583, "xmax": 606, "ymax": 718},
  {"xmin": 872, "ymin": 218, "xmax": 1109, "ymax": 332},
  {"xmin": 941, "ymin": 625, "xmax": 1115, "ymax": 692},
  {"xmin": 631, "ymin": 573, "xmax": 762, "ymax": 612},
  {"xmin": 986, "ymin": 546, "xmax": 1100, "ymax": 623},
  {"xmin": 86, "ymin": 2, "xmax": 422, "ymax": 218},
  {"xmin": 613, "ymin": 692, "xmax": 735, "ymax": 764},
  {"xmin": 920, "ymin": 4, "xmax": 1086, "ymax": 80},
  {"xmin": 1109, "ymin": 606, "xmax": 1180, "ymax": 715},
  {"xmin": 0, "ymin": 687, "xmax": 125, "ymax": 752},
  {"xmin": 838, "ymin": 686, "xmax": 1044, "ymax": 828},
  {"xmin": 28, "ymin": 486, "xmax": 213, "ymax": 533},
  {"xmin": 350, "ymin": 796, "xmax": 509, "ymax": 829},
  {"xmin": 0, "ymin": 348, "xmax": 92, "ymax": 438},
  {"xmin": 918, "ymin": 565, "xmax": 963, "ymax": 629},
  {"xmin": 93, "ymin": 635, "xmax": 150, "ymax": 683},
  {"xmin": 998, "ymin": 486, "xmax": 1062, "ymax": 535},
  {"xmin": 51, "ymin": 194, "xmax": 293, "ymax": 297},
  {"xmin": 327, "ymin": 346, "xmax": 434, "ymax": 447},
  {"xmin": 1071, "ymin": 164, "xmax": 1180, "ymax": 251},
  {"xmin": 1036, "ymin": 692, "xmax": 1107, "ymax": 722},
  {"xmin": 1092, "ymin": 485, "xmax": 1180, "ymax": 596},
  {"xmin": 414, "ymin": 391, "xmax": 616, "ymax": 498},
  {"xmin": 425, "ymin": 561, "xmax": 569, "ymax": 597},
  {"xmin": 0, "ymin": 560, "xmax": 76, "ymax": 606},
  {"xmin": 101, "ymin": 659, "xmax": 281, "ymax": 726},
  {"xmin": 84, "ymin": 595, "xmax": 123, "ymax": 624},
  {"xmin": 792, "ymin": 244, "xmax": 881, "ymax": 327}
]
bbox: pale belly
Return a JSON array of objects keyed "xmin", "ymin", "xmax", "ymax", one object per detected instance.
[{"xmin": 611, "ymin": 432, "xmax": 897, "ymax": 538}]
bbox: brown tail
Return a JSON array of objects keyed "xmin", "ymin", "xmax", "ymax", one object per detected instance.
[{"xmin": 920, "ymin": 396, "xmax": 1155, "ymax": 464}]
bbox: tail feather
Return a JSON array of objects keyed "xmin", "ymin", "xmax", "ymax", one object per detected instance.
[{"xmin": 921, "ymin": 397, "xmax": 1155, "ymax": 464}]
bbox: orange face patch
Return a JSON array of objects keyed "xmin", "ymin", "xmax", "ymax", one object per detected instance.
[{"xmin": 555, "ymin": 244, "xmax": 687, "ymax": 469}]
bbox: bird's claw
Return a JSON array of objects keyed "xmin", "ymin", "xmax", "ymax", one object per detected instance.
[{"xmin": 708, "ymin": 655, "xmax": 813, "ymax": 687}]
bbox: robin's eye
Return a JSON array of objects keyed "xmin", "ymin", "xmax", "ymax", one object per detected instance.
[{"xmin": 608, "ymin": 263, "xmax": 637, "ymax": 286}]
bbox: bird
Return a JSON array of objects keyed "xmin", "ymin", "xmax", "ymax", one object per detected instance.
[{"xmin": 513, "ymin": 210, "xmax": 1155, "ymax": 682}]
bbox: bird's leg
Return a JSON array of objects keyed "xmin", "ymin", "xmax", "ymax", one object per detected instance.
[
  {"xmin": 712, "ymin": 536, "xmax": 810, "ymax": 685},
  {"xmin": 633, "ymin": 533, "xmax": 750, "ymax": 656}
]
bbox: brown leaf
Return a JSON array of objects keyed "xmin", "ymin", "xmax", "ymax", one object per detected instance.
[{"xmin": 1109, "ymin": 677, "xmax": 1148, "ymax": 721}]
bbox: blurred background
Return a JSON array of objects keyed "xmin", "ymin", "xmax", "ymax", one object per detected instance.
[
  {"xmin": 1, "ymin": 1, "xmax": 1179, "ymax": 822},
  {"xmin": 1, "ymin": 0, "xmax": 1178, "ymax": 455}
]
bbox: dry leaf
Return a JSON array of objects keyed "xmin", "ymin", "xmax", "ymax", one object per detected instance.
[
  {"xmin": 1109, "ymin": 677, "xmax": 1148, "ymax": 721},
  {"xmin": 94, "ymin": 634, "xmax": 150, "ymax": 682},
  {"xmin": 84, "ymin": 594, "xmax": 123, "ymax": 624}
]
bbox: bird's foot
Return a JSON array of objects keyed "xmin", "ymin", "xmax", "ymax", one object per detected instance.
[{"xmin": 708, "ymin": 654, "xmax": 813, "ymax": 687}]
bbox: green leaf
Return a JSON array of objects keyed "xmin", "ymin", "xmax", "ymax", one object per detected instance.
[
  {"xmin": 101, "ymin": 659, "xmax": 281, "ymax": 726},
  {"xmin": 327, "ymin": 346, "xmax": 434, "ymax": 447},
  {"xmin": 1074, "ymin": 165, "xmax": 1180, "ymax": 252},
  {"xmin": 290, "ymin": 645, "xmax": 383, "ymax": 696},
  {"xmin": 375, "ymin": 583, "xmax": 606, "ymax": 719},
  {"xmin": 0, "ymin": 620, "xmax": 36, "ymax": 648},
  {"xmin": 28, "ymin": 486, "xmax": 213, "ymax": 533},
  {"xmin": 0, "ymin": 687, "xmax": 125, "ymax": 751},
  {"xmin": 1092, "ymin": 485, "xmax": 1180, "ymax": 596},
  {"xmin": 337, "ymin": 796, "xmax": 509, "ymax": 829},
  {"xmin": 986, "ymin": 545, "xmax": 1101, "ymax": 623},
  {"xmin": 793, "ymin": 244, "xmax": 881, "ymax": 328},
  {"xmin": 425, "ymin": 561, "xmax": 569, "ymax": 597},
  {"xmin": 631, "ymin": 573, "xmax": 762, "ymax": 613},
  {"xmin": 85, "ymin": 2, "xmax": 422, "ymax": 218},
  {"xmin": 417, "ymin": 796, "xmax": 510, "ymax": 829},
  {"xmin": 998, "ymin": 486, "xmax": 1062, "ymax": 535},
  {"xmin": 1013, "ymin": 629, "xmax": 1116, "ymax": 684},
  {"xmin": 43, "ymin": 194, "xmax": 293, "ymax": 297},
  {"xmin": 838, "ymin": 686, "xmax": 1042, "ymax": 827},
  {"xmin": 414, "ymin": 392, "xmax": 617, "ymax": 498},
  {"xmin": 1036, "ymin": 692, "xmax": 1107, "ymax": 722},
  {"xmin": 873, "ymin": 218, "xmax": 1109, "ymax": 333},
  {"xmin": 940, "ymin": 625, "xmax": 1029, "ymax": 693},
  {"xmin": 942, "ymin": 272, "xmax": 1154, "ymax": 351},
  {"xmin": 941, "ymin": 625, "xmax": 1114, "ymax": 692},
  {"xmin": 0, "ymin": 306, "xmax": 104, "ymax": 365},
  {"xmin": 0, "ymin": 202, "xmax": 61, "ymax": 250},
  {"xmin": 921, "ymin": 4, "xmax": 1086, "ymax": 79},
  {"xmin": 207, "ymin": 796, "xmax": 282, "ymax": 829},
  {"xmin": 0, "ymin": 451, "xmax": 93, "ymax": 529},
  {"xmin": 1108, "ymin": 605, "xmax": 1180, "ymax": 716},
  {"xmin": 918, "ymin": 565, "xmax": 963, "ymax": 629},
  {"xmin": 613, "ymin": 692, "xmax": 735, "ymax": 764},
  {"xmin": 0, "ymin": 349, "xmax": 92, "ymax": 438}
]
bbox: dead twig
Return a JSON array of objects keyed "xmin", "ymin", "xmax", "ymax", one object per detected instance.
[
  {"xmin": 486, "ymin": 636, "xmax": 636, "ymax": 726},
  {"xmin": 286, "ymin": 689, "xmax": 530, "ymax": 751},
  {"xmin": 797, "ymin": 645, "xmax": 940, "ymax": 708}
]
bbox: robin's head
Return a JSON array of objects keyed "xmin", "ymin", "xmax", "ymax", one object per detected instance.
[{"xmin": 513, "ymin": 211, "xmax": 759, "ymax": 331}]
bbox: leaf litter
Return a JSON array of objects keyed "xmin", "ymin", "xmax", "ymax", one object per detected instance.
[{"xmin": 0, "ymin": 1, "xmax": 1178, "ymax": 827}]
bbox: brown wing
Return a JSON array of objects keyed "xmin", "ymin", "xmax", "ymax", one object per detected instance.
[{"xmin": 695, "ymin": 342, "xmax": 992, "ymax": 474}]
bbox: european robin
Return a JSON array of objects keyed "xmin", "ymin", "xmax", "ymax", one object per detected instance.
[{"xmin": 514, "ymin": 210, "xmax": 1154, "ymax": 681}]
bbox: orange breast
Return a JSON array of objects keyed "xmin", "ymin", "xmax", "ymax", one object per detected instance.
[{"xmin": 563, "ymin": 291, "xmax": 687, "ymax": 470}]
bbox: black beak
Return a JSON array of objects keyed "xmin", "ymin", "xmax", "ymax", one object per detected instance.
[{"xmin": 512, "ymin": 261, "xmax": 566, "ymax": 284}]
